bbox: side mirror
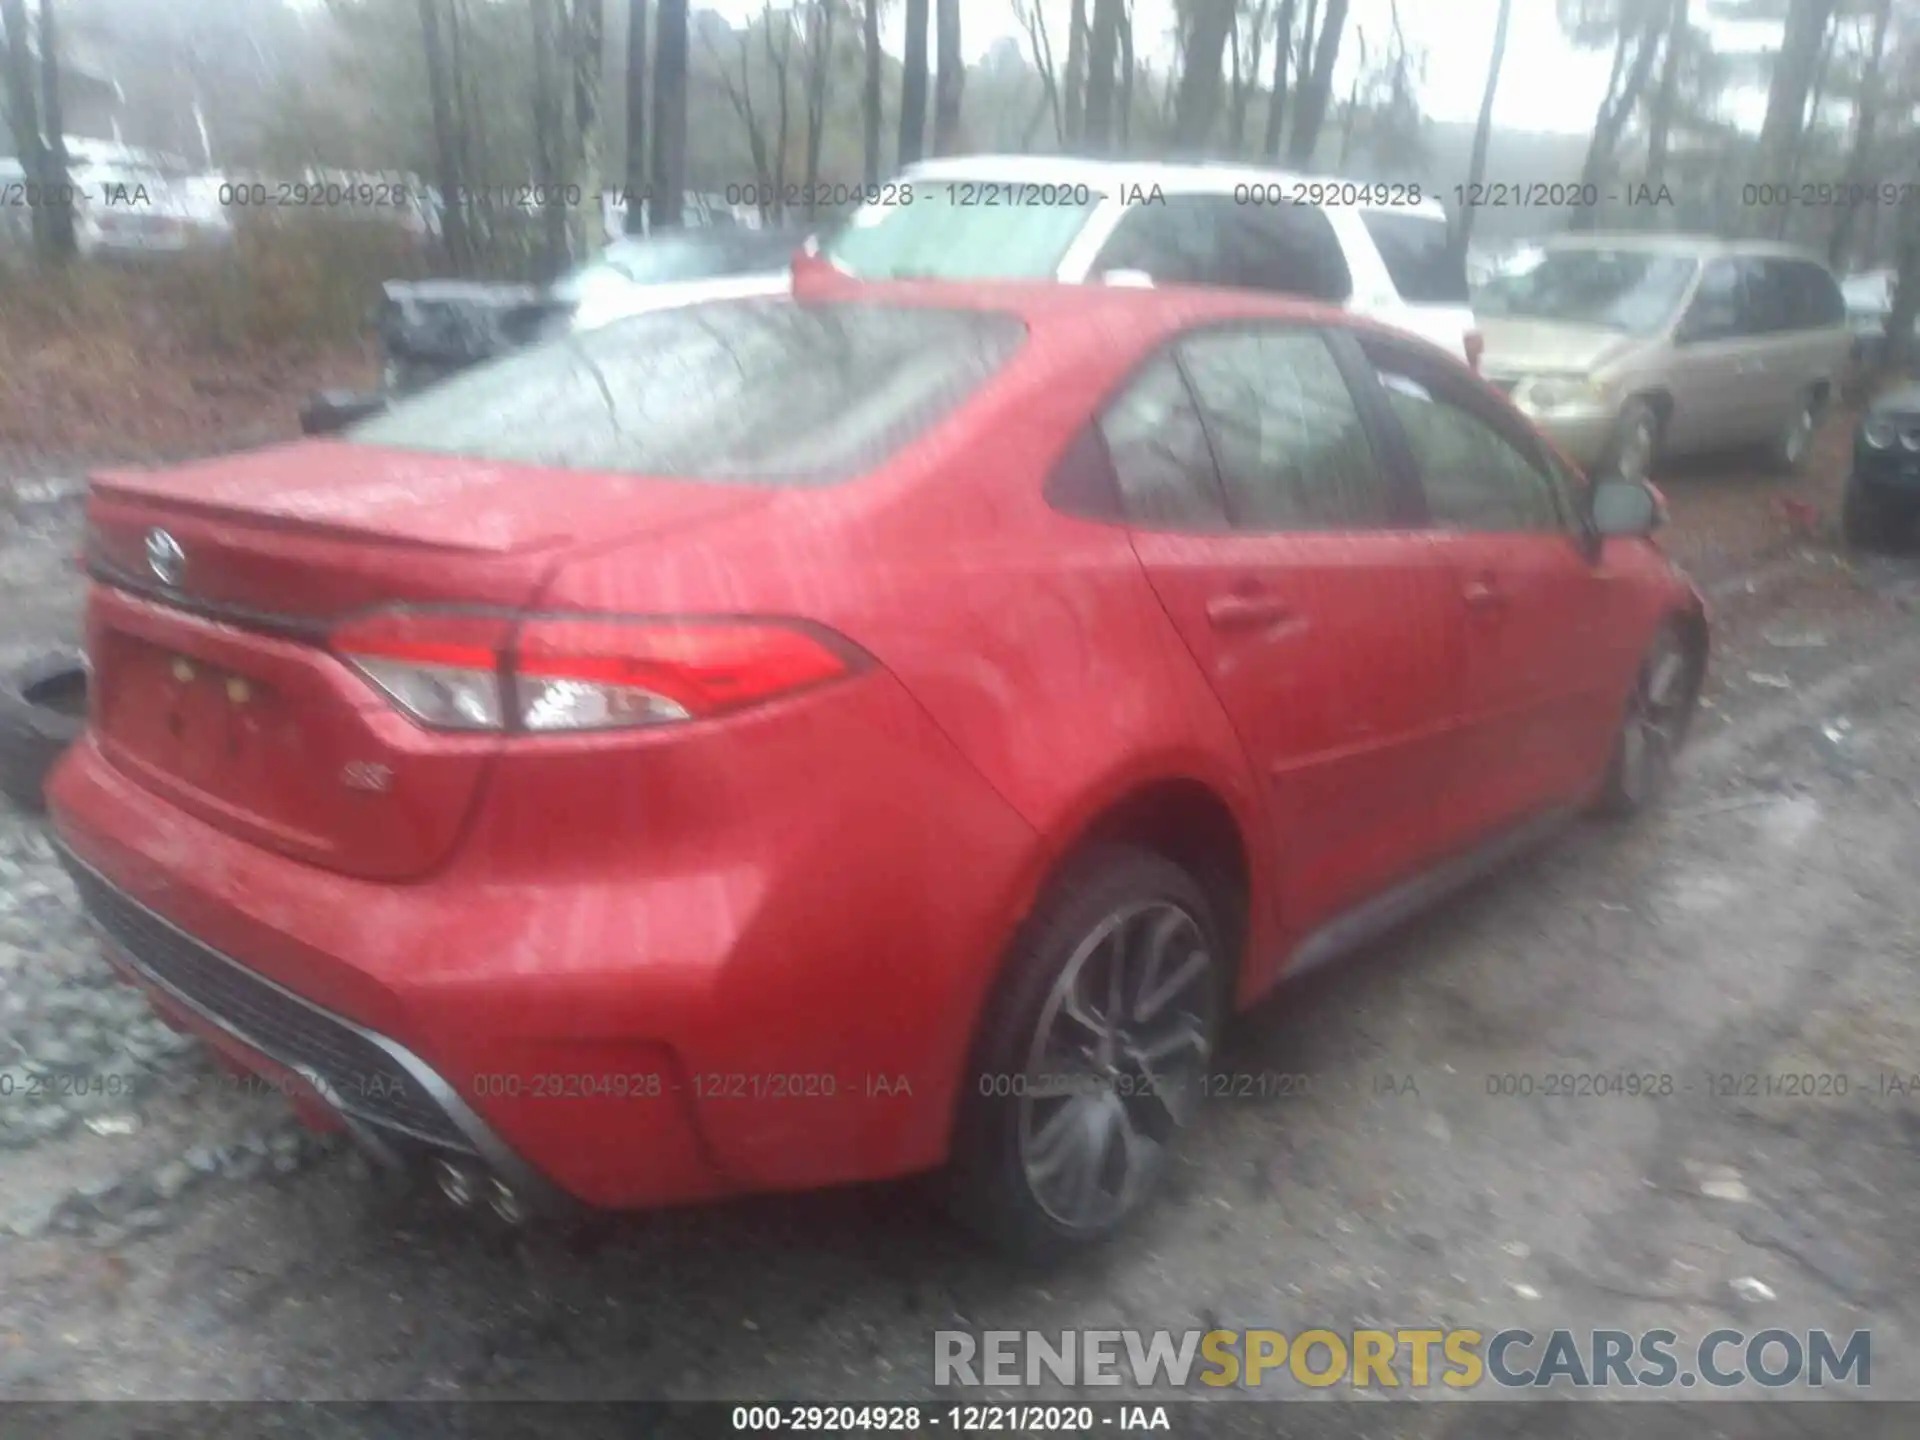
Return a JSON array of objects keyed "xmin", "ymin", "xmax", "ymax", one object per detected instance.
[{"xmin": 1590, "ymin": 477, "xmax": 1661, "ymax": 538}]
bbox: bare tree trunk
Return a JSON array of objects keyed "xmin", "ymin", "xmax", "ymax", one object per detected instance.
[
  {"xmin": 1063, "ymin": 0, "xmax": 1087, "ymax": 144},
  {"xmin": 803, "ymin": 0, "xmax": 834, "ymax": 211},
  {"xmin": 704, "ymin": 23, "xmax": 773, "ymax": 215},
  {"xmin": 1229, "ymin": 3, "xmax": 1266, "ymax": 154},
  {"xmin": 571, "ymin": 0, "xmax": 605, "ymax": 254},
  {"xmin": 448, "ymin": 0, "xmax": 488, "ymax": 259},
  {"xmin": 1261, "ymin": 0, "xmax": 1294, "ymax": 159},
  {"xmin": 1335, "ymin": 29, "xmax": 1362, "ymax": 171},
  {"xmin": 1646, "ymin": 0, "xmax": 1686, "ymax": 192},
  {"xmin": 624, "ymin": 0, "xmax": 649, "ymax": 234},
  {"xmin": 1570, "ymin": 8, "xmax": 1661, "ymax": 232},
  {"xmin": 1882, "ymin": 185, "xmax": 1920, "ymax": 378},
  {"xmin": 897, "ymin": 0, "xmax": 929, "ymax": 165},
  {"xmin": 1458, "ymin": 0, "xmax": 1512, "ymax": 252},
  {"xmin": 1829, "ymin": 0, "xmax": 1891, "ymax": 270},
  {"xmin": 1082, "ymin": 0, "xmax": 1120, "ymax": 151},
  {"xmin": 1753, "ymin": 0, "xmax": 1835, "ymax": 215},
  {"xmin": 3, "ymin": 0, "xmax": 50, "ymax": 259},
  {"xmin": 35, "ymin": 0, "xmax": 72, "ymax": 257},
  {"xmin": 764, "ymin": 4, "xmax": 793, "ymax": 219},
  {"xmin": 1172, "ymin": 0, "xmax": 1235, "ymax": 148},
  {"xmin": 1116, "ymin": 2, "xmax": 1132, "ymax": 145},
  {"xmin": 861, "ymin": 0, "xmax": 881, "ymax": 183},
  {"xmin": 1285, "ymin": 0, "xmax": 1345, "ymax": 166},
  {"xmin": 648, "ymin": 0, "xmax": 687, "ymax": 229},
  {"xmin": 1018, "ymin": 0, "xmax": 1064, "ymax": 145},
  {"xmin": 531, "ymin": 0, "xmax": 569, "ymax": 274},
  {"xmin": 933, "ymin": 0, "xmax": 963, "ymax": 154},
  {"xmin": 1226, "ymin": 12, "xmax": 1244, "ymax": 151},
  {"xmin": 416, "ymin": 0, "xmax": 471, "ymax": 270}
]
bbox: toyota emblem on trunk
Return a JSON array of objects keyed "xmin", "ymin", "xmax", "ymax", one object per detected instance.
[{"xmin": 145, "ymin": 528, "xmax": 185, "ymax": 587}]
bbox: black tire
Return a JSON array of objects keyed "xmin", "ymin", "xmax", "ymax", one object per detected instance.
[
  {"xmin": 944, "ymin": 845, "xmax": 1227, "ymax": 1265},
  {"xmin": 0, "ymin": 648, "xmax": 88, "ymax": 814},
  {"xmin": 1596, "ymin": 623, "xmax": 1698, "ymax": 819},
  {"xmin": 1841, "ymin": 474, "xmax": 1899, "ymax": 552},
  {"xmin": 1601, "ymin": 398, "xmax": 1661, "ymax": 487},
  {"xmin": 1763, "ymin": 388, "xmax": 1822, "ymax": 475}
]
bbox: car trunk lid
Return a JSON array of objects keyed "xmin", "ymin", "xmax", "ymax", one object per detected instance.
[{"xmin": 82, "ymin": 443, "xmax": 772, "ymax": 880}]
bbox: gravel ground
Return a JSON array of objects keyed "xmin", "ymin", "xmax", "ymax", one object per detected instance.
[{"xmin": 3, "ymin": 425, "xmax": 1920, "ymax": 1421}]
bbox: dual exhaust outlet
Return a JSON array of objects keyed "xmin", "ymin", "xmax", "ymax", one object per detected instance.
[{"xmin": 433, "ymin": 1156, "xmax": 530, "ymax": 1225}]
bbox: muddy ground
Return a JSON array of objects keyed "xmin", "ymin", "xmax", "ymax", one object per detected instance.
[{"xmin": 2, "ymin": 413, "xmax": 1919, "ymax": 1431}]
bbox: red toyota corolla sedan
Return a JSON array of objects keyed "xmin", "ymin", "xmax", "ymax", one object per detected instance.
[{"xmin": 47, "ymin": 282, "xmax": 1706, "ymax": 1261}]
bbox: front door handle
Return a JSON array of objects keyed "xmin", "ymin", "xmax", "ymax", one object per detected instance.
[
  {"xmin": 1206, "ymin": 592, "xmax": 1298, "ymax": 631},
  {"xmin": 1462, "ymin": 577, "xmax": 1507, "ymax": 610}
]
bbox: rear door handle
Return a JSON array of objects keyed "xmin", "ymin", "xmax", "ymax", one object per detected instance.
[{"xmin": 1205, "ymin": 592, "xmax": 1298, "ymax": 631}]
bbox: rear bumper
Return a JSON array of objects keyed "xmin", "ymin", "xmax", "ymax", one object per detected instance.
[{"xmin": 56, "ymin": 840, "xmax": 572, "ymax": 1213}]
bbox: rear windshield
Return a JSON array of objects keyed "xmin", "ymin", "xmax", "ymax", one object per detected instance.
[
  {"xmin": 345, "ymin": 300, "xmax": 1027, "ymax": 485},
  {"xmin": 1358, "ymin": 210, "xmax": 1470, "ymax": 304}
]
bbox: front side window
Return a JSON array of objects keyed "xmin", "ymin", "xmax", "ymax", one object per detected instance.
[
  {"xmin": 1683, "ymin": 260, "xmax": 1743, "ymax": 341},
  {"xmin": 822, "ymin": 184, "xmax": 1101, "ymax": 280},
  {"xmin": 1097, "ymin": 354, "xmax": 1228, "ymax": 530},
  {"xmin": 1478, "ymin": 248, "xmax": 1699, "ymax": 335},
  {"xmin": 1177, "ymin": 329, "xmax": 1390, "ymax": 530},
  {"xmin": 347, "ymin": 300, "xmax": 1026, "ymax": 485},
  {"xmin": 1373, "ymin": 367, "xmax": 1563, "ymax": 533}
]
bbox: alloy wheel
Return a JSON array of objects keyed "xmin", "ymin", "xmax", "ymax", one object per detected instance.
[
  {"xmin": 1782, "ymin": 403, "xmax": 1815, "ymax": 467},
  {"xmin": 1016, "ymin": 900, "xmax": 1218, "ymax": 1232}
]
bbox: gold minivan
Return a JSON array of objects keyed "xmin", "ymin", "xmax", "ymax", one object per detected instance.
[{"xmin": 1474, "ymin": 235, "xmax": 1852, "ymax": 484}]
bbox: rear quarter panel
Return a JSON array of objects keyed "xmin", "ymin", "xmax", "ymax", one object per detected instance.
[{"xmin": 526, "ymin": 304, "xmax": 1279, "ymax": 1174}]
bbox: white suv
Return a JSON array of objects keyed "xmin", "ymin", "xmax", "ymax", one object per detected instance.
[{"xmin": 814, "ymin": 155, "xmax": 1481, "ymax": 363}]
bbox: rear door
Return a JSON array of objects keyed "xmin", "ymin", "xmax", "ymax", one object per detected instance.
[
  {"xmin": 1667, "ymin": 257, "xmax": 1766, "ymax": 452},
  {"xmin": 1354, "ymin": 335, "xmax": 1628, "ymax": 849},
  {"xmin": 1112, "ymin": 324, "xmax": 1463, "ymax": 937}
]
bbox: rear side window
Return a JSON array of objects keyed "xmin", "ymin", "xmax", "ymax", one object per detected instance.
[
  {"xmin": 347, "ymin": 301, "xmax": 1025, "ymax": 484},
  {"xmin": 1773, "ymin": 259, "xmax": 1845, "ymax": 328},
  {"xmin": 1359, "ymin": 211, "xmax": 1470, "ymax": 304},
  {"xmin": 1176, "ymin": 328, "xmax": 1390, "ymax": 529},
  {"xmin": 1097, "ymin": 354, "xmax": 1229, "ymax": 529},
  {"xmin": 1095, "ymin": 197, "xmax": 1351, "ymax": 302}
]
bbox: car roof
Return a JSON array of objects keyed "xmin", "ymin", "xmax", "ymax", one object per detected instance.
[
  {"xmin": 899, "ymin": 152, "xmax": 1450, "ymax": 220},
  {"xmin": 1540, "ymin": 231, "xmax": 1837, "ymax": 267}
]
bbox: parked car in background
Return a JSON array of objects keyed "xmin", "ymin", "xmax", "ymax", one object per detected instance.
[
  {"xmin": 1840, "ymin": 267, "xmax": 1917, "ymax": 371},
  {"xmin": 1475, "ymin": 234, "xmax": 1851, "ymax": 484},
  {"xmin": 55, "ymin": 281, "xmax": 1704, "ymax": 1261},
  {"xmin": 559, "ymin": 225, "xmax": 801, "ymax": 331},
  {"xmin": 1844, "ymin": 381, "xmax": 1920, "ymax": 548},
  {"xmin": 373, "ymin": 227, "xmax": 804, "ymax": 396},
  {"xmin": 813, "ymin": 155, "xmax": 1482, "ymax": 362}
]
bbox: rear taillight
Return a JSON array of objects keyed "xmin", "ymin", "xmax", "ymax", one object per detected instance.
[
  {"xmin": 331, "ymin": 610, "xmax": 512, "ymax": 731},
  {"xmin": 330, "ymin": 609, "xmax": 859, "ymax": 734},
  {"xmin": 1465, "ymin": 328, "xmax": 1485, "ymax": 374}
]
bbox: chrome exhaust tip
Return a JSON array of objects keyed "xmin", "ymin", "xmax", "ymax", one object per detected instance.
[
  {"xmin": 487, "ymin": 1176, "xmax": 530, "ymax": 1225},
  {"xmin": 433, "ymin": 1157, "xmax": 482, "ymax": 1209}
]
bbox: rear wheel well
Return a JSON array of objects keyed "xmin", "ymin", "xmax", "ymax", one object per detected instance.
[
  {"xmin": 1634, "ymin": 390, "xmax": 1674, "ymax": 435},
  {"xmin": 1070, "ymin": 780, "xmax": 1252, "ymax": 992}
]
